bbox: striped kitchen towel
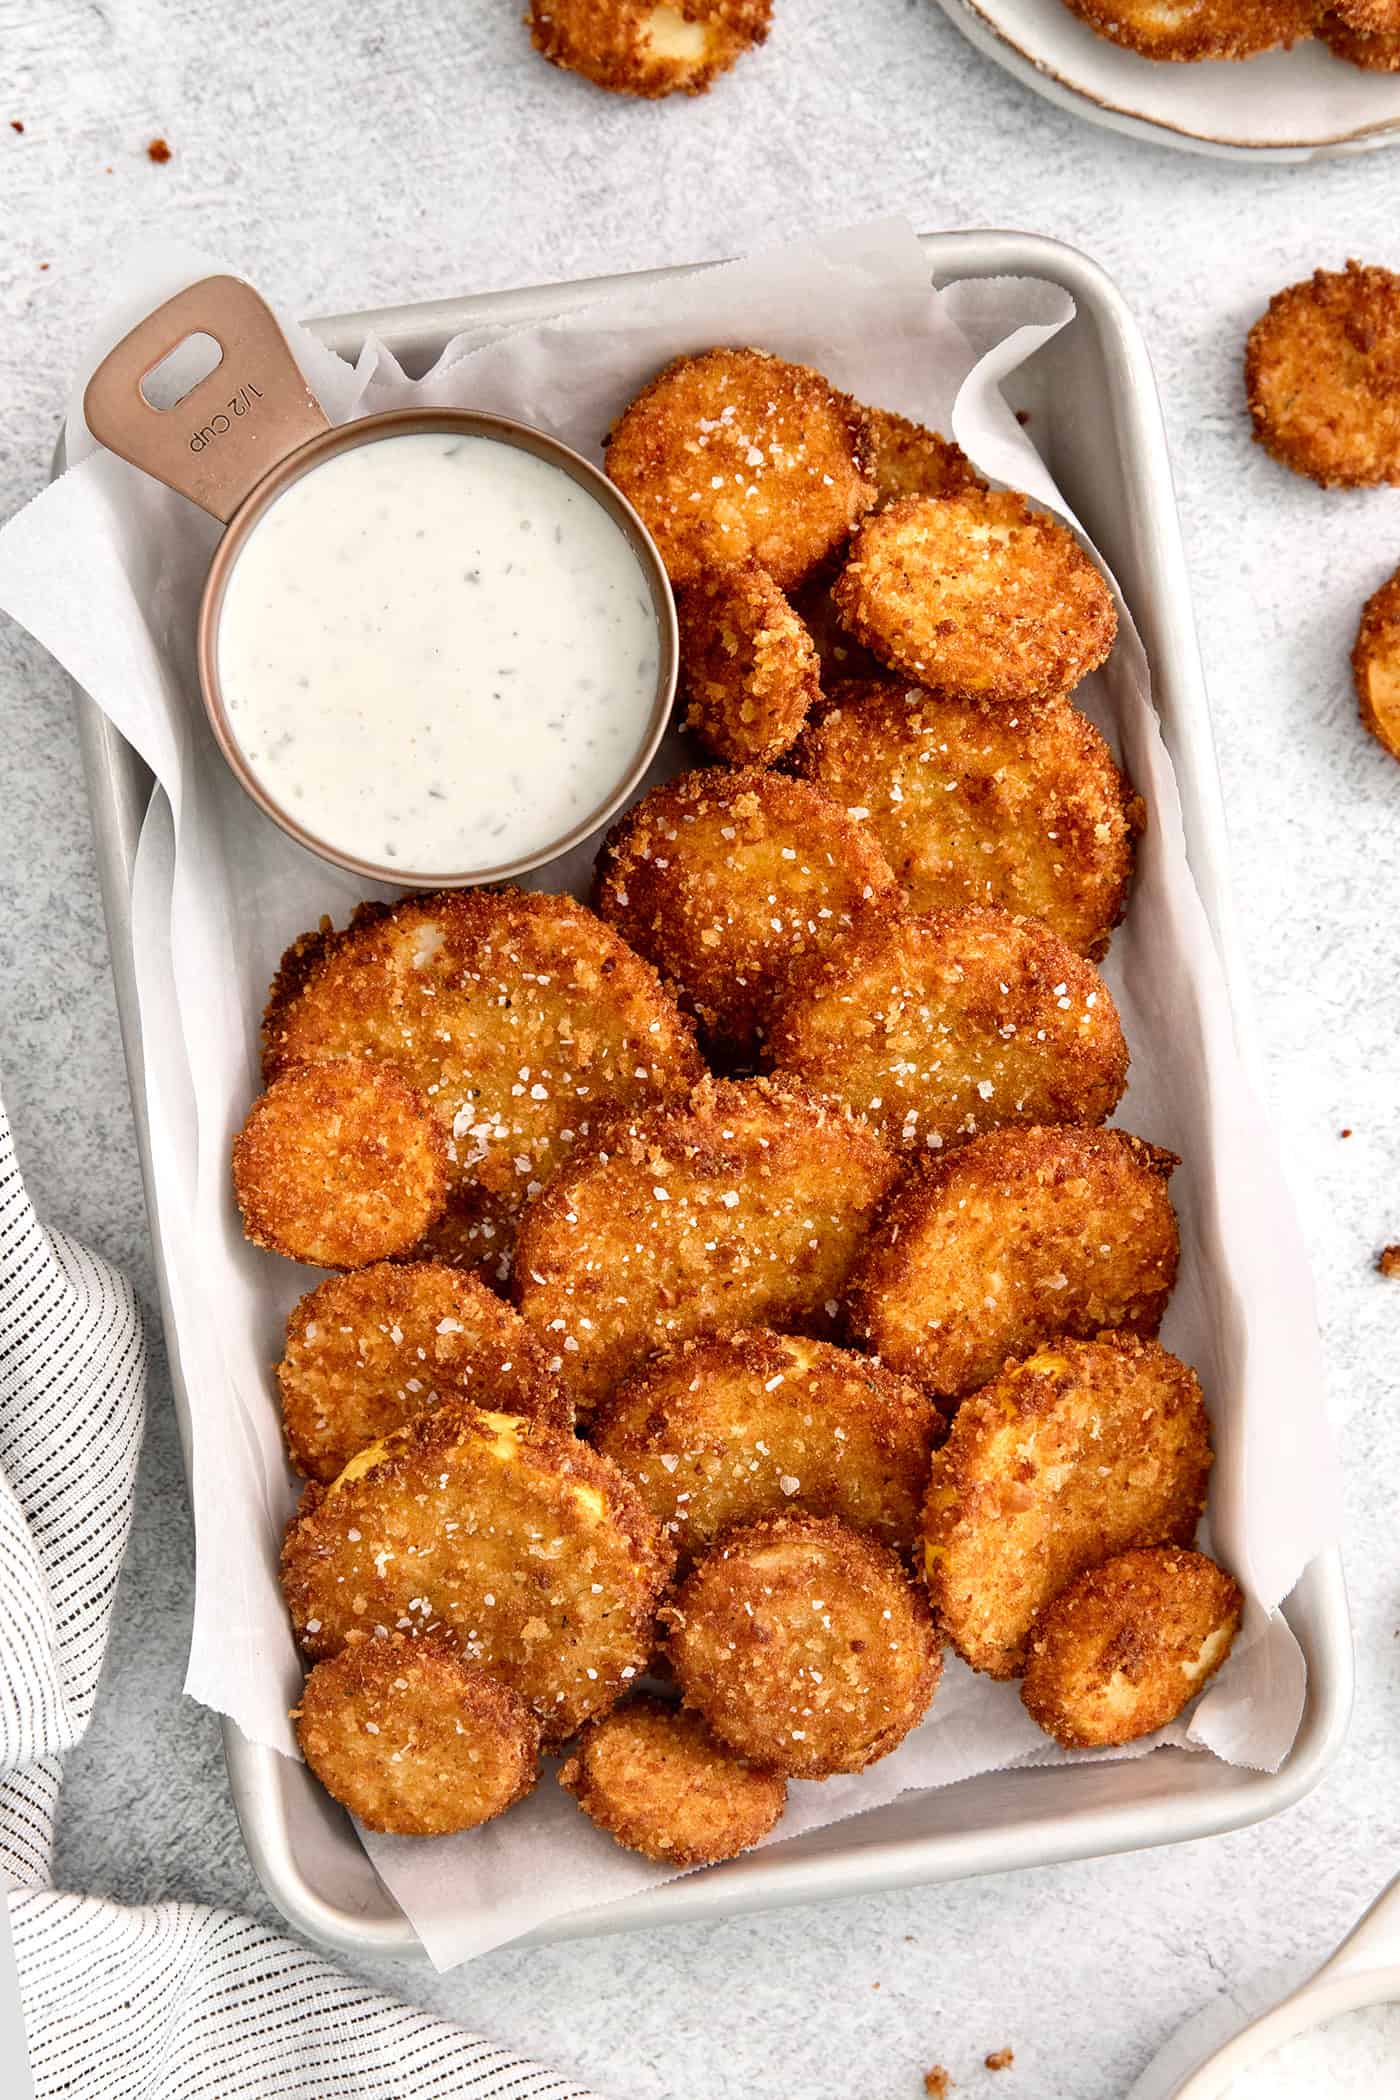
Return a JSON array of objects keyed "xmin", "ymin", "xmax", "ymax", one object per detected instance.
[{"xmin": 0, "ymin": 1099, "xmax": 597, "ymax": 2099}]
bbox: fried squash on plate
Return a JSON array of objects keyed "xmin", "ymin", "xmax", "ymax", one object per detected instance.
[
  {"xmin": 1246, "ymin": 262, "xmax": 1400, "ymax": 488},
  {"xmin": 676, "ymin": 559, "xmax": 821, "ymax": 765},
  {"xmin": 923, "ymin": 1336, "xmax": 1213, "ymax": 1679},
  {"xmin": 1021, "ymin": 1547, "xmax": 1242, "ymax": 1748},
  {"xmin": 1058, "ymin": 0, "xmax": 1316, "ymax": 58},
  {"xmin": 846, "ymin": 1124, "xmax": 1179, "ymax": 1399},
  {"xmin": 559, "ymin": 1697, "xmax": 787, "ymax": 1865}
]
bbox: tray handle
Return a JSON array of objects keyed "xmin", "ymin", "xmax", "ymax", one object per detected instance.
[{"xmin": 82, "ymin": 274, "xmax": 329, "ymax": 523}]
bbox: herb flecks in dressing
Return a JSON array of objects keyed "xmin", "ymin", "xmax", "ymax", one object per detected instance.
[{"xmin": 217, "ymin": 432, "xmax": 661, "ymax": 875}]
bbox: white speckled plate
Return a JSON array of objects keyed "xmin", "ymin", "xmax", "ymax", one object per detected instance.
[{"xmin": 933, "ymin": 0, "xmax": 1400, "ymax": 159}]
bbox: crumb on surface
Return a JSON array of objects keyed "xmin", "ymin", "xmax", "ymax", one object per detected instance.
[
  {"xmin": 1341, "ymin": 1127, "xmax": 1353, "ymax": 1137},
  {"xmin": 986, "ymin": 2048, "xmax": 1015, "ymax": 2071},
  {"xmin": 1379, "ymin": 1244, "xmax": 1400, "ymax": 1278},
  {"xmin": 923, "ymin": 2068, "xmax": 953, "ymax": 2097},
  {"xmin": 147, "ymin": 136, "xmax": 171, "ymax": 162},
  {"xmin": 10, "ymin": 119, "xmax": 23, "ymax": 133}
]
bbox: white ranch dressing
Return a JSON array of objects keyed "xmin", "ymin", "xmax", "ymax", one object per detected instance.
[
  {"xmin": 216, "ymin": 431, "xmax": 661, "ymax": 874},
  {"xmin": 1218, "ymin": 2002, "xmax": 1400, "ymax": 2099}
]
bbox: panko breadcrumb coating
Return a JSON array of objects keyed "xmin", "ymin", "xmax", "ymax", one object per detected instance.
[
  {"xmin": 847, "ymin": 1125, "xmax": 1179, "ymax": 1399},
  {"xmin": 605, "ymin": 348, "xmax": 876, "ymax": 588},
  {"xmin": 280, "ymin": 1399, "xmax": 672, "ymax": 1743},
  {"xmin": 1246, "ymin": 263, "xmax": 1400, "ymax": 488},
  {"xmin": 861, "ymin": 406, "xmax": 986, "ymax": 509},
  {"xmin": 232, "ymin": 1062, "xmax": 446, "ymax": 1270},
  {"xmin": 277, "ymin": 1261, "xmax": 569, "ymax": 1483},
  {"xmin": 262, "ymin": 890, "xmax": 701, "ymax": 1279},
  {"xmin": 924, "ymin": 1336, "xmax": 1213, "ymax": 1679},
  {"xmin": 1057, "ymin": 0, "xmax": 1315, "ymax": 57},
  {"xmin": 1330, "ymin": 0, "xmax": 1400, "ymax": 30},
  {"xmin": 294, "ymin": 1633, "xmax": 539, "ymax": 1835},
  {"xmin": 677, "ymin": 561, "xmax": 821, "ymax": 765},
  {"xmin": 593, "ymin": 766, "xmax": 900, "ymax": 1058},
  {"xmin": 833, "ymin": 491, "xmax": 1117, "ymax": 705},
  {"xmin": 766, "ymin": 905, "xmax": 1128, "ymax": 1154},
  {"xmin": 592, "ymin": 1329, "xmax": 944, "ymax": 1564},
  {"xmin": 512, "ymin": 1076, "xmax": 900, "ymax": 1413},
  {"xmin": 791, "ymin": 680, "xmax": 1141, "ymax": 957},
  {"xmin": 527, "ymin": 0, "xmax": 771, "ymax": 99},
  {"xmin": 559, "ymin": 1697, "xmax": 787, "ymax": 1865},
  {"xmin": 1021, "ymin": 1547, "xmax": 1242, "ymax": 1748},
  {"xmin": 1321, "ymin": 12, "xmax": 1400, "ymax": 63},
  {"xmin": 662, "ymin": 1512, "xmax": 941, "ymax": 1777},
  {"xmin": 1352, "ymin": 567, "xmax": 1400, "ymax": 762}
]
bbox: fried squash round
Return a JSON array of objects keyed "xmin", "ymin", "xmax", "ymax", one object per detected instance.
[
  {"xmin": 592, "ymin": 1328, "xmax": 944, "ymax": 1564},
  {"xmin": 924, "ymin": 1337, "xmax": 1213, "ymax": 1679},
  {"xmin": 847, "ymin": 1125, "xmax": 1179, "ymax": 1399},
  {"xmin": 1321, "ymin": 12, "xmax": 1400, "ymax": 62},
  {"xmin": 1058, "ymin": 0, "xmax": 1315, "ymax": 56},
  {"xmin": 677, "ymin": 560, "xmax": 821, "ymax": 765},
  {"xmin": 832, "ymin": 491, "xmax": 1117, "ymax": 705},
  {"xmin": 277, "ymin": 1261, "xmax": 569, "ymax": 1483},
  {"xmin": 766, "ymin": 906, "xmax": 1128, "ymax": 1154},
  {"xmin": 1329, "ymin": 0, "xmax": 1400, "ymax": 30},
  {"xmin": 1352, "ymin": 566, "xmax": 1400, "ymax": 762},
  {"xmin": 1246, "ymin": 263, "xmax": 1400, "ymax": 489},
  {"xmin": 512, "ymin": 1076, "xmax": 900, "ymax": 1414},
  {"xmin": 791, "ymin": 680, "xmax": 1141, "ymax": 958},
  {"xmin": 295, "ymin": 1633, "xmax": 539, "ymax": 1835},
  {"xmin": 605, "ymin": 348, "xmax": 876, "ymax": 589},
  {"xmin": 662, "ymin": 1512, "xmax": 940, "ymax": 1778},
  {"xmin": 1021, "ymin": 1547, "xmax": 1242, "ymax": 1749},
  {"xmin": 262, "ymin": 890, "xmax": 702, "ymax": 1278},
  {"xmin": 528, "ymin": 0, "xmax": 771, "ymax": 99},
  {"xmin": 280, "ymin": 1399, "xmax": 673, "ymax": 1743},
  {"xmin": 593, "ymin": 766, "xmax": 900, "ymax": 1058},
  {"xmin": 232, "ymin": 1061, "xmax": 446, "ymax": 1270},
  {"xmin": 861, "ymin": 406, "xmax": 985, "ymax": 508},
  {"xmin": 559, "ymin": 1697, "xmax": 787, "ymax": 1865}
]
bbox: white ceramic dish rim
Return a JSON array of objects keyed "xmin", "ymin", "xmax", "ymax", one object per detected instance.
[
  {"xmin": 1167, "ymin": 1871, "xmax": 1400, "ymax": 2096},
  {"xmin": 932, "ymin": 0, "xmax": 1400, "ymax": 162},
  {"xmin": 62, "ymin": 228, "xmax": 1354, "ymax": 1963}
]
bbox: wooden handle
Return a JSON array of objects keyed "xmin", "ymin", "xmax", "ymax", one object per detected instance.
[{"xmin": 82, "ymin": 274, "xmax": 329, "ymax": 522}]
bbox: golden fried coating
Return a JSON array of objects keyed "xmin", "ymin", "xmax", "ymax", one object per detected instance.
[
  {"xmin": 676, "ymin": 561, "xmax": 821, "ymax": 765},
  {"xmin": 924, "ymin": 1337, "xmax": 1213, "ymax": 1679},
  {"xmin": 1021, "ymin": 1547, "xmax": 1242, "ymax": 1748},
  {"xmin": 280, "ymin": 1399, "xmax": 672, "ymax": 1743},
  {"xmin": 1329, "ymin": 0, "xmax": 1400, "ymax": 30},
  {"xmin": 232, "ymin": 1062, "xmax": 446, "ymax": 1270},
  {"xmin": 593, "ymin": 767, "xmax": 900, "ymax": 1058},
  {"xmin": 592, "ymin": 1329, "xmax": 944, "ymax": 1564},
  {"xmin": 294, "ymin": 1633, "xmax": 539, "ymax": 1835},
  {"xmin": 262, "ymin": 890, "xmax": 701, "ymax": 1278},
  {"xmin": 1246, "ymin": 263, "xmax": 1400, "ymax": 489},
  {"xmin": 559, "ymin": 1697, "xmax": 787, "ymax": 1865},
  {"xmin": 513, "ymin": 1076, "xmax": 900, "ymax": 1413},
  {"xmin": 833, "ymin": 492, "xmax": 1117, "ymax": 705},
  {"xmin": 847, "ymin": 1125, "xmax": 1179, "ymax": 1399},
  {"xmin": 1058, "ymin": 0, "xmax": 1315, "ymax": 56},
  {"xmin": 277, "ymin": 1261, "xmax": 569, "ymax": 1483},
  {"xmin": 662, "ymin": 1512, "xmax": 940, "ymax": 1777},
  {"xmin": 605, "ymin": 349, "xmax": 876, "ymax": 589},
  {"xmin": 528, "ymin": 0, "xmax": 771, "ymax": 99},
  {"xmin": 767, "ymin": 906, "xmax": 1128, "ymax": 1154},
  {"xmin": 861, "ymin": 407, "xmax": 985, "ymax": 508},
  {"xmin": 1352, "ymin": 567, "xmax": 1400, "ymax": 762},
  {"xmin": 789, "ymin": 576, "xmax": 886, "ymax": 686},
  {"xmin": 791, "ymin": 681, "xmax": 1141, "ymax": 958},
  {"xmin": 1321, "ymin": 12, "xmax": 1400, "ymax": 62}
]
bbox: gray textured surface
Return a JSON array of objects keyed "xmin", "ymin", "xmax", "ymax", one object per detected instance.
[{"xmin": 1, "ymin": 2, "xmax": 1397, "ymax": 2095}]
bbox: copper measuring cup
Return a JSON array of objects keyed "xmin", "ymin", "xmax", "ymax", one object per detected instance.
[{"xmin": 82, "ymin": 274, "xmax": 678, "ymax": 887}]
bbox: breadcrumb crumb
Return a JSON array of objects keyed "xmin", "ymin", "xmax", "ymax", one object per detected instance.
[{"xmin": 1378, "ymin": 1245, "xmax": 1400, "ymax": 1277}]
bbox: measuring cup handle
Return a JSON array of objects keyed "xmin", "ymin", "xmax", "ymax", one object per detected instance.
[{"xmin": 82, "ymin": 274, "xmax": 330, "ymax": 523}]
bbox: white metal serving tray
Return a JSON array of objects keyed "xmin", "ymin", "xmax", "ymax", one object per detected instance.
[{"xmin": 67, "ymin": 230, "xmax": 1353, "ymax": 1963}]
